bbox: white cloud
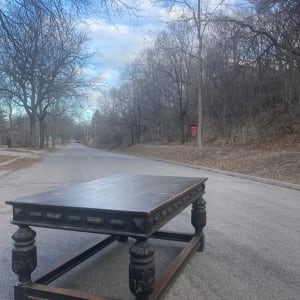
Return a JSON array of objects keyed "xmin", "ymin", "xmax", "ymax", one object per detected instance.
[
  {"xmin": 85, "ymin": 11, "xmax": 166, "ymax": 86},
  {"xmin": 85, "ymin": 1, "xmax": 234, "ymax": 86},
  {"xmin": 81, "ymin": 0, "xmax": 236, "ymax": 112},
  {"xmin": 84, "ymin": 1, "xmax": 209, "ymax": 90}
]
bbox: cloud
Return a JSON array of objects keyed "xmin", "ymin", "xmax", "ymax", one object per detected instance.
[
  {"xmin": 84, "ymin": 0, "xmax": 193, "ymax": 87},
  {"xmin": 84, "ymin": 1, "xmax": 235, "ymax": 87},
  {"xmin": 85, "ymin": 16, "xmax": 163, "ymax": 86}
]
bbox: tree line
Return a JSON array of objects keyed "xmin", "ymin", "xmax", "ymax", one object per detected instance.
[
  {"xmin": 0, "ymin": 0, "xmax": 92, "ymax": 148},
  {"xmin": 0, "ymin": 1, "xmax": 299, "ymax": 149},
  {"xmin": 91, "ymin": 0, "xmax": 300, "ymax": 147},
  {"xmin": 0, "ymin": 0, "xmax": 133, "ymax": 148}
]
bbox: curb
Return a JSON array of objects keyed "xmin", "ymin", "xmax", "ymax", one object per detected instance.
[
  {"xmin": 109, "ymin": 150, "xmax": 300, "ymax": 191},
  {"xmin": 148, "ymin": 157, "xmax": 300, "ymax": 191}
]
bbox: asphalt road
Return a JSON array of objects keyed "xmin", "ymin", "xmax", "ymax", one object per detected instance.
[{"xmin": 0, "ymin": 143, "xmax": 299, "ymax": 300}]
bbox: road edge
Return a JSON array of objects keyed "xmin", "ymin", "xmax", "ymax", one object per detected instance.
[{"xmin": 108, "ymin": 150, "xmax": 300, "ymax": 191}]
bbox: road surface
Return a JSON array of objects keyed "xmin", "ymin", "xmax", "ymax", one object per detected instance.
[{"xmin": 0, "ymin": 143, "xmax": 299, "ymax": 300}]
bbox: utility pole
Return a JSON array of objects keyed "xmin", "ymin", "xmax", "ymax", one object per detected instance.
[{"xmin": 197, "ymin": 0, "xmax": 203, "ymax": 155}]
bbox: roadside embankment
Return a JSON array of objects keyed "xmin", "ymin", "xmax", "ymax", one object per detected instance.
[{"xmin": 112, "ymin": 143, "xmax": 300, "ymax": 186}]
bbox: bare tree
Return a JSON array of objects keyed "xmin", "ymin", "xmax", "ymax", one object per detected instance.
[
  {"xmin": 0, "ymin": 1, "xmax": 89, "ymax": 148},
  {"xmin": 154, "ymin": 21, "xmax": 196, "ymax": 143},
  {"xmin": 155, "ymin": 0, "xmax": 228, "ymax": 152},
  {"xmin": 86, "ymin": 0, "xmax": 300, "ymax": 147}
]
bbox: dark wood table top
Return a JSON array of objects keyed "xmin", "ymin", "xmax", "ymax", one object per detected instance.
[{"xmin": 6, "ymin": 175, "xmax": 207, "ymax": 237}]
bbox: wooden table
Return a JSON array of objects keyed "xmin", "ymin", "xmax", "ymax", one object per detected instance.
[{"xmin": 6, "ymin": 174, "xmax": 207, "ymax": 300}]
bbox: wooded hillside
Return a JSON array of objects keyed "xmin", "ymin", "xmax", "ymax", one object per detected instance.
[{"xmin": 91, "ymin": 0, "xmax": 300, "ymax": 147}]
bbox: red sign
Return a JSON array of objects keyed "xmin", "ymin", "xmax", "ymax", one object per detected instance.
[{"xmin": 189, "ymin": 125, "xmax": 198, "ymax": 137}]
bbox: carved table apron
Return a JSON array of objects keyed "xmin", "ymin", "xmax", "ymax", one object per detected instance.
[{"xmin": 6, "ymin": 174, "xmax": 207, "ymax": 300}]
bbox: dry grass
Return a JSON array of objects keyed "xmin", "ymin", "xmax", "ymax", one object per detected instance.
[
  {"xmin": 0, "ymin": 146, "xmax": 58, "ymax": 172},
  {"xmin": 118, "ymin": 142, "xmax": 300, "ymax": 185},
  {"xmin": 0, "ymin": 157, "xmax": 42, "ymax": 171},
  {"xmin": 0, "ymin": 155, "xmax": 15, "ymax": 164}
]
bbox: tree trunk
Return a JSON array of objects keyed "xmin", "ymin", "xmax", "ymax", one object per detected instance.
[
  {"xmin": 8, "ymin": 102, "xmax": 13, "ymax": 148},
  {"xmin": 39, "ymin": 120, "xmax": 45, "ymax": 149},
  {"xmin": 45, "ymin": 124, "xmax": 49, "ymax": 148},
  {"xmin": 8, "ymin": 103, "xmax": 13, "ymax": 133},
  {"xmin": 137, "ymin": 104, "xmax": 141, "ymax": 143},
  {"xmin": 180, "ymin": 113, "xmax": 185, "ymax": 144},
  {"xmin": 130, "ymin": 124, "xmax": 135, "ymax": 145},
  {"xmin": 51, "ymin": 130, "xmax": 56, "ymax": 147},
  {"xmin": 29, "ymin": 115, "xmax": 38, "ymax": 149}
]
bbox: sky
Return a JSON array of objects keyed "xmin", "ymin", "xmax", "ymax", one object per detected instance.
[
  {"xmin": 81, "ymin": 0, "xmax": 238, "ymax": 114},
  {"xmin": 86, "ymin": 19, "xmax": 159, "ymax": 86},
  {"xmin": 84, "ymin": 2, "xmax": 171, "ymax": 88},
  {"xmin": 80, "ymin": 1, "xmax": 175, "ymax": 114},
  {"xmin": 84, "ymin": 0, "xmax": 239, "ymax": 86}
]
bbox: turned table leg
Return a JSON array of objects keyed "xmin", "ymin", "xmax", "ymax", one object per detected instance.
[
  {"xmin": 12, "ymin": 225, "xmax": 37, "ymax": 300},
  {"xmin": 129, "ymin": 239, "xmax": 155, "ymax": 300},
  {"xmin": 191, "ymin": 184, "xmax": 207, "ymax": 251}
]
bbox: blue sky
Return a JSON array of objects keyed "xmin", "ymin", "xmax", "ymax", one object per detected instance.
[
  {"xmin": 84, "ymin": 2, "xmax": 172, "ymax": 88},
  {"xmin": 82, "ymin": 0, "xmax": 238, "ymax": 113},
  {"xmin": 81, "ymin": 1, "xmax": 175, "ymax": 113},
  {"xmin": 84, "ymin": 0, "xmax": 238, "ymax": 86}
]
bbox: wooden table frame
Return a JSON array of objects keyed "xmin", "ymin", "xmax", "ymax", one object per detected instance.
[{"xmin": 7, "ymin": 175, "xmax": 207, "ymax": 300}]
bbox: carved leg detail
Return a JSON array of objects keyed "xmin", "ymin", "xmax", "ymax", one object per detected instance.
[
  {"xmin": 191, "ymin": 185, "xmax": 207, "ymax": 251},
  {"xmin": 12, "ymin": 226, "xmax": 37, "ymax": 286},
  {"xmin": 129, "ymin": 239, "xmax": 155, "ymax": 300}
]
